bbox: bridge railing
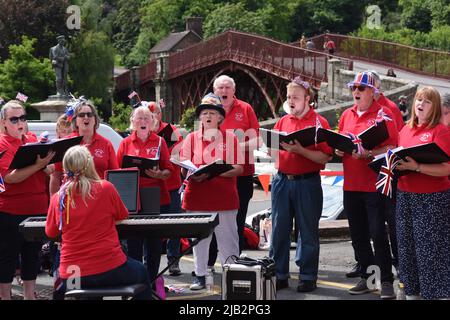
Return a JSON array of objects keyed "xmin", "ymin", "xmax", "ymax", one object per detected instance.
[
  {"xmin": 168, "ymin": 30, "xmax": 353, "ymax": 82},
  {"xmin": 114, "ymin": 70, "xmax": 131, "ymax": 92},
  {"xmin": 140, "ymin": 60, "xmax": 157, "ymax": 84},
  {"xmin": 307, "ymin": 33, "xmax": 450, "ymax": 79}
]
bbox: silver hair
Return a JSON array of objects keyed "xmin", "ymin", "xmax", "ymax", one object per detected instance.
[
  {"xmin": 213, "ymin": 75, "xmax": 236, "ymax": 89},
  {"xmin": 129, "ymin": 106, "xmax": 154, "ymax": 131}
]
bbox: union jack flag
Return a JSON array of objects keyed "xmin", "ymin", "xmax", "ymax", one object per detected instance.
[
  {"xmin": 16, "ymin": 92, "xmax": 28, "ymax": 103},
  {"xmin": 376, "ymin": 108, "xmax": 392, "ymax": 123},
  {"xmin": 0, "ymin": 174, "xmax": 5, "ymax": 193},
  {"xmin": 375, "ymin": 149, "xmax": 400, "ymax": 198},
  {"xmin": 128, "ymin": 91, "xmax": 138, "ymax": 100},
  {"xmin": 314, "ymin": 116, "xmax": 322, "ymax": 145},
  {"xmin": 348, "ymin": 132, "xmax": 364, "ymax": 155}
]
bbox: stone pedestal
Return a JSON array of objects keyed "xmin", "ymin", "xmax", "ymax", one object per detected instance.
[{"xmin": 31, "ymin": 96, "xmax": 69, "ymax": 121}]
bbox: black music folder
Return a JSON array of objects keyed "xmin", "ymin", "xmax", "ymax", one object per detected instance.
[
  {"xmin": 157, "ymin": 124, "xmax": 177, "ymax": 148},
  {"xmin": 318, "ymin": 121, "xmax": 389, "ymax": 154},
  {"xmin": 368, "ymin": 142, "xmax": 450, "ymax": 175},
  {"xmin": 171, "ymin": 158, "xmax": 234, "ymax": 180},
  {"xmin": 8, "ymin": 136, "xmax": 83, "ymax": 169},
  {"xmin": 260, "ymin": 127, "xmax": 321, "ymax": 150},
  {"xmin": 106, "ymin": 168, "xmax": 140, "ymax": 213},
  {"xmin": 317, "ymin": 129, "xmax": 356, "ymax": 154},
  {"xmin": 139, "ymin": 187, "xmax": 160, "ymax": 214},
  {"xmin": 122, "ymin": 155, "xmax": 159, "ymax": 178}
]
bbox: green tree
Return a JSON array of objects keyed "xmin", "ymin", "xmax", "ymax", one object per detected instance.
[
  {"xmin": 108, "ymin": 101, "xmax": 131, "ymax": 131},
  {"xmin": 112, "ymin": 0, "xmax": 142, "ymax": 67},
  {"xmin": 0, "ymin": 37, "xmax": 54, "ymax": 103},
  {"xmin": 127, "ymin": 0, "xmax": 183, "ymax": 66},
  {"xmin": 70, "ymin": 30, "xmax": 115, "ymax": 116},
  {"xmin": 0, "ymin": 0, "xmax": 69, "ymax": 60},
  {"xmin": 203, "ymin": 3, "xmax": 267, "ymax": 39},
  {"xmin": 399, "ymin": 0, "xmax": 432, "ymax": 33}
]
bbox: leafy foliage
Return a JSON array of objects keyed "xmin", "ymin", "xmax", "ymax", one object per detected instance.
[
  {"xmin": 0, "ymin": 37, "xmax": 54, "ymax": 103},
  {"xmin": 108, "ymin": 101, "xmax": 131, "ymax": 131},
  {"xmin": 203, "ymin": 3, "xmax": 267, "ymax": 39},
  {"xmin": 179, "ymin": 106, "xmax": 196, "ymax": 132},
  {"xmin": 0, "ymin": 0, "xmax": 69, "ymax": 61}
]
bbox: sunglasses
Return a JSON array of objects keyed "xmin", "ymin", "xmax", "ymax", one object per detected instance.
[
  {"xmin": 77, "ymin": 112, "xmax": 94, "ymax": 118},
  {"xmin": 351, "ymin": 85, "xmax": 367, "ymax": 92},
  {"xmin": 8, "ymin": 115, "xmax": 27, "ymax": 124}
]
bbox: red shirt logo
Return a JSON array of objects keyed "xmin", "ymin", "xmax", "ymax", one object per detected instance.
[
  {"xmin": 235, "ymin": 112, "xmax": 243, "ymax": 122},
  {"xmin": 367, "ymin": 119, "xmax": 376, "ymax": 126},
  {"xmin": 94, "ymin": 149, "xmax": 104, "ymax": 158},
  {"xmin": 146, "ymin": 147, "xmax": 158, "ymax": 157},
  {"xmin": 419, "ymin": 132, "xmax": 431, "ymax": 142}
]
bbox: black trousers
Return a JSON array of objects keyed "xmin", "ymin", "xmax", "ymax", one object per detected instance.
[{"xmin": 344, "ymin": 191, "xmax": 393, "ymax": 283}]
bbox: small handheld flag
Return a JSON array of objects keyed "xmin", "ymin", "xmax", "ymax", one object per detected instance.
[
  {"xmin": 0, "ymin": 174, "xmax": 6, "ymax": 193},
  {"xmin": 375, "ymin": 149, "xmax": 400, "ymax": 198},
  {"xmin": 347, "ymin": 132, "xmax": 364, "ymax": 155},
  {"xmin": 376, "ymin": 108, "xmax": 392, "ymax": 123},
  {"xmin": 16, "ymin": 92, "xmax": 28, "ymax": 103}
]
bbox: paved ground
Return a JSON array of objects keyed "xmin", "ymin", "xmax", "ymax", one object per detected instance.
[
  {"xmin": 13, "ymin": 239, "xmax": 399, "ymax": 301},
  {"xmin": 354, "ymin": 61, "xmax": 450, "ymax": 95}
]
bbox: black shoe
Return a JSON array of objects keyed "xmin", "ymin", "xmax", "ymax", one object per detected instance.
[
  {"xmin": 168, "ymin": 257, "xmax": 181, "ymax": 276},
  {"xmin": 346, "ymin": 263, "xmax": 362, "ymax": 278},
  {"xmin": 297, "ymin": 280, "xmax": 317, "ymax": 293},
  {"xmin": 276, "ymin": 279, "xmax": 289, "ymax": 290}
]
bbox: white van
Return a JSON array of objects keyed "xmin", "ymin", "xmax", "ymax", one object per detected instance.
[{"xmin": 27, "ymin": 121, "xmax": 123, "ymax": 152}]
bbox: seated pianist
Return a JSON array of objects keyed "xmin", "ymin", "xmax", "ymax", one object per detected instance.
[{"xmin": 45, "ymin": 145, "xmax": 152, "ymax": 300}]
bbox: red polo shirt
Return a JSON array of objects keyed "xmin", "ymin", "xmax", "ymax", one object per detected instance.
[
  {"xmin": 180, "ymin": 129, "xmax": 241, "ymax": 211},
  {"xmin": 157, "ymin": 121, "xmax": 182, "ymax": 191},
  {"xmin": 378, "ymin": 94, "xmax": 404, "ymax": 131},
  {"xmin": 117, "ymin": 131, "xmax": 172, "ymax": 205},
  {"xmin": 339, "ymin": 101, "xmax": 399, "ymax": 192},
  {"xmin": 397, "ymin": 123, "xmax": 450, "ymax": 193},
  {"xmin": 221, "ymin": 98, "xmax": 260, "ymax": 176},
  {"xmin": 273, "ymin": 108, "xmax": 332, "ymax": 175},
  {"xmin": 0, "ymin": 133, "xmax": 48, "ymax": 215},
  {"xmin": 54, "ymin": 132, "xmax": 119, "ymax": 178},
  {"xmin": 46, "ymin": 180, "xmax": 128, "ymax": 279}
]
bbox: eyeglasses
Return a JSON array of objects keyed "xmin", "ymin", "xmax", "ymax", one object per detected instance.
[
  {"xmin": 351, "ymin": 85, "xmax": 367, "ymax": 92},
  {"xmin": 8, "ymin": 115, "xmax": 27, "ymax": 124},
  {"xmin": 77, "ymin": 112, "xmax": 94, "ymax": 118}
]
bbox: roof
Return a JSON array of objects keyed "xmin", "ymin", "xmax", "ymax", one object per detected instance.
[{"xmin": 149, "ymin": 30, "xmax": 201, "ymax": 53}]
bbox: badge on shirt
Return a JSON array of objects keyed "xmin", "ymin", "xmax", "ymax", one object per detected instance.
[
  {"xmin": 235, "ymin": 112, "xmax": 244, "ymax": 122},
  {"xmin": 94, "ymin": 149, "xmax": 104, "ymax": 158},
  {"xmin": 146, "ymin": 147, "xmax": 159, "ymax": 158},
  {"xmin": 367, "ymin": 119, "xmax": 376, "ymax": 126},
  {"xmin": 419, "ymin": 132, "xmax": 431, "ymax": 143}
]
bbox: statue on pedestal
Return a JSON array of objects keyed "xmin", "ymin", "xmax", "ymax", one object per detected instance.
[{"xmin": 49, "ymin": 35, "xmax": 70, "ymax": 97}]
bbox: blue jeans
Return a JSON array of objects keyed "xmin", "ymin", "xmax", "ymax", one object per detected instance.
[
  {"xmin": 166, "ymin": 190, "xmax": 181, "ymax": 259},
  {"xmin": 59, "ymin": 258, "xmax": 153, "ymax": 300},
  {"xmin": 269, "ymin": 173, "xmax": 322, "ymax": 281}
]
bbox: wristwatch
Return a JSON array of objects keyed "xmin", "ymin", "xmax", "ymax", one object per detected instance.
[{"xmin": 415, "ymin": 165, "xmax": 421, "ymax": 173}]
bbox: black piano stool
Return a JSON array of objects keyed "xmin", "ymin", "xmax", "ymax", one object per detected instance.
[{"xmin": 64, "ymin": 284, "xmax": 146, "ymax": 300}]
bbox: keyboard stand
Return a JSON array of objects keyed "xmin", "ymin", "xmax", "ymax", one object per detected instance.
[{"xmin": 150, "ymin": 237, "xmax": 203, "ymax": 300}]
